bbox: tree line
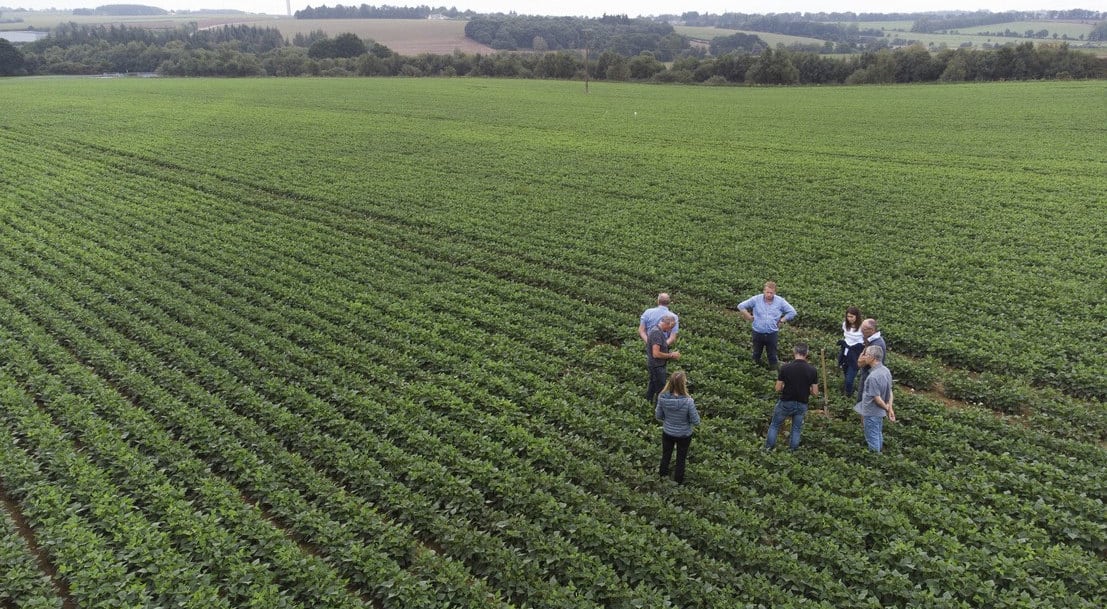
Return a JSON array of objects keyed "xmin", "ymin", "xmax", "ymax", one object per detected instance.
[
  {"xmin": 2, "ymin": 22, "xmax": 1104, "ymax": 84},
  {"xmin": 294, "ymin": 4, "xmax": 473, "ymax": 19},
  {"xmin": 463, "ymin": 14, "xmax": 691, "ymax": 60}
]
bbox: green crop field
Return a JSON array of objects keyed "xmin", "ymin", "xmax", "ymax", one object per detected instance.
[
  {"xmin": 674, "ymin": 25, "xmax": 828, "ymax": 48},
  {"xmin": 0, "ymin": 77, "xmax": 1104, "ymax": 609}
]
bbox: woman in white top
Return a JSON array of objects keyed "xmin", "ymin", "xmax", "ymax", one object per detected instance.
[{"xmin": 839, "ymin": 306, "xmax": 864, "ymax": 396}]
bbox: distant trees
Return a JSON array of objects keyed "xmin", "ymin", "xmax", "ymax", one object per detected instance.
[
  {"xmin": 0, "ymin": 38, "xmax": 25, "ymax": 76},
  {"xmin": 745, "ymin": 48, "xmax": 799, "ymax": 84},
  {"xmin": 309, "ymin": 32, "xmax": 367, "ymax": 59},
  {"xmin": 72, "ymin": 4, "xmax": 168, "ymax": 17},
  {"xmin": 911, "ymin": 11, "xmax": 1023, "ymax": 33},
  {"xmin": 294, "ymin": 4, "xmax": 472, "ymax": 20},
  {"xmin": 9, "ymin": 20, "xmax": 1105, "ymax": 83},
  {"xmin": 464, "ymin": 14, "xmax": 684, "ymax": 59},
  {"xmin": 708, "ymin": 32, "xmax": 764, "ymax": 56},
  {"xmin": 1089, "ymin": 21, "xmax": 1107, "ymax": 42}
]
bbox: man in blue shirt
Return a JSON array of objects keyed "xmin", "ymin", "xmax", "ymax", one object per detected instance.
[
  {"xmin": 853, "ymin": 345, "xmax": 895, "ymax": 452},
  {"xmin": 737, "ymin": 281, "xmax": 797, "ymax": 369},
  {"xmin": 638, "ymin": 292, "xmax": 679, "ymax": 347}
]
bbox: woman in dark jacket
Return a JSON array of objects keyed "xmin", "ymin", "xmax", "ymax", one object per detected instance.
[{"xmin": 654, "ymin": 371, "xmax": 701, "ymax": 484}]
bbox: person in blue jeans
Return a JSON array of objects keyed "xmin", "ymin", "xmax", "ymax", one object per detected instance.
[
  {"xmin": 838, "ymin": 306, "xmax": 864, "ymax": 396},
  {"xmin": 765, "ymin": 343, "xmax": 819, "ymax": 451},
  {"xmin": 655, "ymin": 371, "xmax": 700, "ymax": 484},
  {"xmin": 853, "ymin": 346, "xmax": 895, "ymax": 452},
  {"xmin": 738, "ymin": 281, "xmax": 797, "ymax": 369}
]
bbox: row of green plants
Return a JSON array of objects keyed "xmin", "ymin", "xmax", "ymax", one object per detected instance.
[
  {"xmin": 0, "ymin": 80, "xmax": 1103, "ymax": 607},
  {"xmin": 0, "ymin": 488, "xmax": 61, "ymax": 609},
  {"xmin": 1, "ymin": 130, "xmax": 1103, "ymax": 607}
]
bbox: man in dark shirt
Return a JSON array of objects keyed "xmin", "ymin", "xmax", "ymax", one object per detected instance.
[
  {"xmin": 645, "ymin": 315, "xmax": 681, "ymax": 405},
  {"xmin": 765, "ymin": 342, "xmax": 819, "ymax": 451}
]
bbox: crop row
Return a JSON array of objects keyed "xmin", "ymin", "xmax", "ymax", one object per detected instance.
[
  {"xmin": 14, "ymin": 128, "xmax": 1106, "ymax": 444},
  {"xmin": 37, "ymin": 83, "xmax": 1106, "ymax": 402},
  {"xmin": 0, "ymin": 146, "xmax": 1098, "ymax": 606}
]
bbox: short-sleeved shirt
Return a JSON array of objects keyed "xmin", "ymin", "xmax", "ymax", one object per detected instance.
[
  {"xmin": 778, "ymin": 359, "xmax": 818, "ymax": 403},
  {"xmin": 646, "ymin": 327, "xmax": 669, "ymax": 369},
  {"xmin": 640, "ymin": 305, "xmax": 678, "ymax": 339},
  {"xmin": 854, "ymin": 364, "xmax": 893, "ymax": 417}
]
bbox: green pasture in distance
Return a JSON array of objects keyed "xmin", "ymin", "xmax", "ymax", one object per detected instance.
[
  {"xmin": 0, "ymin": 76, "xmax": 1105, "ymax": 608},
  {"xmin": 954, "ymin": 20, "xmax": 1095, "ymax": 38},
  {"xmin": 0, "ymin": 77, "xmax": 1103, "ymax": 400},
  {"xmin": 850, "ymin": 20, "xmax": 917, "ymax": 31}
]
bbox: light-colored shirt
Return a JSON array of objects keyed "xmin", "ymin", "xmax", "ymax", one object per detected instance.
[
  {"xmin": 640, "ymin": 305, "xmax": 679, "ymax": 338},
  {"xmin": 854, "ymin": 364, "xmax": 893, "ymax": 417},
  {"xmin": 843, "ymin": 323, "xmax": 864, "ymax": 347},
  {"xmin": 737, "ymin": 295, "xmax": 796, "ymax": 333}
]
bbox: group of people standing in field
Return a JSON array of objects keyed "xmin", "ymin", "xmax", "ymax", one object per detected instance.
[{"xmin": 639, "ymin": 283, "xmax": 896, "ymax": 484}]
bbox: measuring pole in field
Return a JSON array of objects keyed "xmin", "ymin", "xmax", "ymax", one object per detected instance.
[
  {"xmin": 582, "ymin": 28, "xmax": 591, "ymax": 93},
  {"xmin": 820, "ymin": 348, "xmax": 830, "ymax": 417}
]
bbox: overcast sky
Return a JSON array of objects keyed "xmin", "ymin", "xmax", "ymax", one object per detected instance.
[{"xmin": 6, "ymin": 1, "xmax": 1105, "ymax": 17}]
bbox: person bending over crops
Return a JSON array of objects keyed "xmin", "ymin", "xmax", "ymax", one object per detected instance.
[
  {"xmin": 655, "ymin": 371, "xmax": 700, "ymax": 484},
  {"xmin": 853, "ymin": 346, "xmax": 895, "ymax": 452},
  {"xmin": 645, "ymin": 314, "xmax": 681, "ymax": 405},
  {"xmin": 737, "ymin": 281, "xmax": 796, "ymax": 370},
  {"xmin": 638, "ymin": 292, "xmax": 679, "ymax": 346}
]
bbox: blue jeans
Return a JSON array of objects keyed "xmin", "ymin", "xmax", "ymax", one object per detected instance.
[
  {"xmin": 766, "ymin": 400, "xmax": 807, "ymax": 451},
  {"xmin": 842, "ymin": 344, "xmax": 862, "ymax": 395},
  {"xmin": 752, "ymin": 331, "xmax": 780, "ymax": 368},
  {"xmin": 862, "ymin": 415, "xmax": 884, "ymax": 452},
  {"xmin": 843, "ymin": 364, "xmax": 859, "ymax": 396}
]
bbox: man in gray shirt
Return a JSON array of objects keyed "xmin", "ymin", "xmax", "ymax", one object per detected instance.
[
  {"xmin": 853, "ymin": 345, "xmax": 895, "ymax": 452},
  {"xmin": 645, "ymin": 315, "xmax": 681, "ymax": 405},
  {"xmin": 854, "ymin": 318, "xmax": 887, "ymax": 400}
]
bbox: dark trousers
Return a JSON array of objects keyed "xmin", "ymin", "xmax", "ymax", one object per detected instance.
[
  {"xmin": 855, "ymin": 366, "xmax": 871, "ymax": 401},
  {"xmin": 752, "ymin": 330, "xmax": 780, "ymax": 368},
  {"xmin": 659, "ymin": 433, "xmax": 692, "ymax": 483},
  {"xmin": 842, "ymin": 343, "xmax": 863, "ymax": 395},
  {"xmin": 645, "ymin": 365, "xmax": 667, "ymax": 404}
]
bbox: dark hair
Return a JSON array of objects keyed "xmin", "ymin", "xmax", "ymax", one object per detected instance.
[{"xmin": 844, "ymin": 306, "xmax": 862, "ymax": 331}]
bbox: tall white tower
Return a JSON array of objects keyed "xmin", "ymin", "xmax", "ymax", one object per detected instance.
[{"xmin": 287, "ymin": 0, "xmax": 292, "ymax": 17}]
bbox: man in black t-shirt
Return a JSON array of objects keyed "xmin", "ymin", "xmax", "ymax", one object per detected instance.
[
  {"xmin": 765, "ymin": 342, "xmax": 819, "ymax": 451},
  {"xmin": 645, "ymin": 315, "xmax": 681, "ymax": 405}
]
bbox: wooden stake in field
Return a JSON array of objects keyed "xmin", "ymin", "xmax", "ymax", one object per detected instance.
[
  {"xmin": 582, "ymin": 28, "xmax": 591, "ymax": 94},
  {"xmin": 819, "ymin": 348, "xmax": 830, "ymax": 417}
]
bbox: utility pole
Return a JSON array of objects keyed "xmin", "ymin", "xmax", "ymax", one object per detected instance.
[{"xmin": 582, "ymin": 28, "xmax": 591, "ymax": 93}]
